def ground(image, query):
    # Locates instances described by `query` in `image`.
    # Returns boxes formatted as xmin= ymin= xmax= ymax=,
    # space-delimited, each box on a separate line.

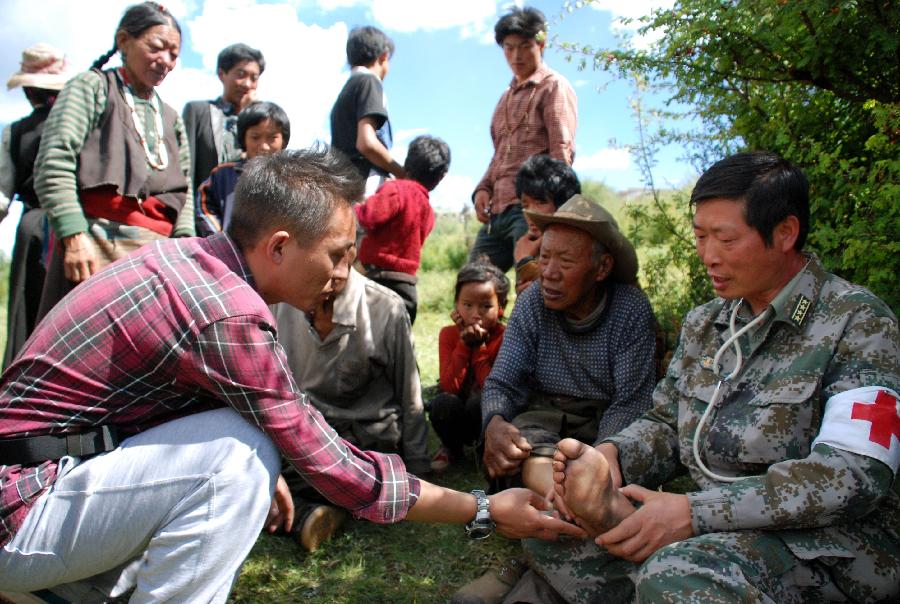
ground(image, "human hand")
xmin=514 ymin=232 xmax=541 ymax=264
xmin=596 ymin=487 xmax=693 ymax=562
xmin=460 ymin=323 xmax=488 ymax=346
xmin=62 ymin=232 xmax=100 ymax=283
xmin=516 ymin=276 xmax=536 ymax=295
xmin=474 ymin=190 xmax=491 ymax=224
xmin=489 ymin=488 xmax=587 ymax=541
xmin=265 ymin=474 xmax=295 ymax=534
xmin=483 ymin=415 xmax=532 ymax=478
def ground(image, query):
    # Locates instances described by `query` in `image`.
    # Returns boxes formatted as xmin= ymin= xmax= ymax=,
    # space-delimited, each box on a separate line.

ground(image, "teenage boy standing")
xmin=330 ymin=26 xmax=406 ymax=196
xmin=470 ymin=6 xmax=578 ymax=272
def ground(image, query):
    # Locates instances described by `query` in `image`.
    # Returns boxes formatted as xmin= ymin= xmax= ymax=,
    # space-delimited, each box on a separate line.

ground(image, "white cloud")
xmin=313 ymin=0 xmax=364 ymax=10
xmin=429 ymin=172 xmax=475 ymax=213
xmin=311 ymin=0 xmax=497 ymax=39
xmin=372 ymin=0 xmax=496 ymax=38
xmin=588 ymin=0 xmax=675 ymax=51
xmin=0 ymin=0 xmax=348 ymax=148
xmin=573 ymin=147 xmax=631 ymax=174
xmin=165 ymin=0 xmax=349 ymax=148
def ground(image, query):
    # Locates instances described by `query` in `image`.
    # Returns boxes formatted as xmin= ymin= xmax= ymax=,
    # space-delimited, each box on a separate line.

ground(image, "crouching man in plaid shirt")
xmin=0 ymin=148 xmax=584 ymax=602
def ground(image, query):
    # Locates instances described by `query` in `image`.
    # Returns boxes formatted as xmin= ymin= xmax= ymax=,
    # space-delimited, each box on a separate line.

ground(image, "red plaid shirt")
xmin=0 ymin=233 xmax=420 ymax=547
xmin=475 ymin=63 xmax=577 ymax=214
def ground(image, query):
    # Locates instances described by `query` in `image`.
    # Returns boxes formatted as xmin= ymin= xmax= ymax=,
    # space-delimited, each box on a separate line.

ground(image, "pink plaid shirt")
xmin=0 ymin=233 xmax=420 ymax=547
xmin=474 ymin=63 xmax=577 ymax=214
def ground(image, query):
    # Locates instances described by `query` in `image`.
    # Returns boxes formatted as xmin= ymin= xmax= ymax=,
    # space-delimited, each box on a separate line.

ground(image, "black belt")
xmin=0 ymin=426 xmax=119 ymax=466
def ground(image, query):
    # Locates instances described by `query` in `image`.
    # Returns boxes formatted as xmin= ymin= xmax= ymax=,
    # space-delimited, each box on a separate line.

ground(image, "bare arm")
xmin=407 ymin=480 xmax=586 ymax=541
xmin=356 ymin=116 xmax=406 ymax=179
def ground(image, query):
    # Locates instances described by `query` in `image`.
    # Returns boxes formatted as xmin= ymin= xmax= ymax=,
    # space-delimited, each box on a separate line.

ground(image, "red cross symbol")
xmin=851 ymin=390 xmax=900 ymax=449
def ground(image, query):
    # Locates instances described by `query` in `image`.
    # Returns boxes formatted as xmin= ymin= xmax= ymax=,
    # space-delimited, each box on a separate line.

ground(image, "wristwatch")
xmin=465 ymin=489 xmax=495 ymax=540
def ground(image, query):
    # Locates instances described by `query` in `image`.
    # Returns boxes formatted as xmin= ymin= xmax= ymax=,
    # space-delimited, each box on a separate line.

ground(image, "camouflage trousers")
xmin=522 ymin=528 xmax=900 ymax=603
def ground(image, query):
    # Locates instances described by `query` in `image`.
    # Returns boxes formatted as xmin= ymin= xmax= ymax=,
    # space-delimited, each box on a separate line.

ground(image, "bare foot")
xmin=554 ymin=439 xmax=635 ymax=537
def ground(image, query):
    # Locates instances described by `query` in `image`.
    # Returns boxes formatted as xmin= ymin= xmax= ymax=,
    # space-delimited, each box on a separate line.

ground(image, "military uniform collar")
xmin=767 ymin=253 xmax=824 ymax=330
xmin=713 ymin=253 xmax=824 ymax=332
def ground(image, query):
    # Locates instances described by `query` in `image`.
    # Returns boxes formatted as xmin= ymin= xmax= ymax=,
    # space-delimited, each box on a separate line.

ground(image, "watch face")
xmin=467 ymin=524 xmax=493 ymax=540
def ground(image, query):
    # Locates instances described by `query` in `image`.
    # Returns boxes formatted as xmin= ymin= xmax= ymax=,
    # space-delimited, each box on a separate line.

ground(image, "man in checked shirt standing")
xmin=0 ymin=148 xmax=583 ymax=602
xmin=470 ymin=6 xmax=578 ymax=272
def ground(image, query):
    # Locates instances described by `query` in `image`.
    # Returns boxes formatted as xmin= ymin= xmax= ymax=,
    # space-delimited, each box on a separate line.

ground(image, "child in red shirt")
xmin=355 ymin=135 xmax=450 ymax=324
xmin=429 ymin=259 xmax=510 ymax=471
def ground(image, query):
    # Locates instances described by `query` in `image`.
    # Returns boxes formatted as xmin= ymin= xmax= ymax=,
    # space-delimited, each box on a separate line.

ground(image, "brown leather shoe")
xmin=450 ymin=557 xmax=527 ymax=604
xmin=295 ymin=504 xmax=347 ymax=552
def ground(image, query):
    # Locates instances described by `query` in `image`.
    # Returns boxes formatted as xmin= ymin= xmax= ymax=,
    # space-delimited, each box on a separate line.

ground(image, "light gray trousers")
xmin=0 ymin=407 xmax=280 ymax=603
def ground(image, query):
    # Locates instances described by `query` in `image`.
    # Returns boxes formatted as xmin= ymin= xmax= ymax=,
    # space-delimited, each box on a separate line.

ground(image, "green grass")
xmin=231 ymin=464 xmax=518 ymax=603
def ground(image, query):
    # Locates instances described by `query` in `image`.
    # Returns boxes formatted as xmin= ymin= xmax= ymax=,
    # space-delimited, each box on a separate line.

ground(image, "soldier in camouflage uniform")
xmin=508 ymin=152 xmax=900 ymax=603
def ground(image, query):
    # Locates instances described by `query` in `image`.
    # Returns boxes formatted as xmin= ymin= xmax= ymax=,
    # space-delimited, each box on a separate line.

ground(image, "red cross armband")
xmin=812 ymin=386 xmax=900 ymax=475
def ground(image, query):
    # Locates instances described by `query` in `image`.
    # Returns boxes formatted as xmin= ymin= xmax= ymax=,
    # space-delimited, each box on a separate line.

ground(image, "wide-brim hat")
xmin=525 ymin=193 xmax=639 ymax=283
xmin=6 ymin=43 xmax=73 ymax=91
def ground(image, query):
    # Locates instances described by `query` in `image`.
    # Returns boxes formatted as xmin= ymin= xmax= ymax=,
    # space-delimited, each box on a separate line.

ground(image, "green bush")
xmin=557 ymin=0 xmax=900 ymax=314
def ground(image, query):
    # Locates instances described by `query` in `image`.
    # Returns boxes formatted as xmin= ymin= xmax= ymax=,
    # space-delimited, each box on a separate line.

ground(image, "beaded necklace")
xmin=116 ymin=69 xmax=168 ymax=171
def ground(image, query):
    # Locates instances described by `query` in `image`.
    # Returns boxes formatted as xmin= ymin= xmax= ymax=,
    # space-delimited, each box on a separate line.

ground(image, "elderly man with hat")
xmin=480 ymin=194 xmax=657 ymax=496
xmin=0 ymin=43 xmax=73 ymax=367
xmin=453 ymin=194 xmax=657 ymax=604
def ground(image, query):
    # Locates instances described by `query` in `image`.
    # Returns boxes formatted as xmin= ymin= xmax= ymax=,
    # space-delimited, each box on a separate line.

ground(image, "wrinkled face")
xmin=118 ymin=24 xmax=180 ymax=94
xmin=279 ymin=203 xmax=356 ymax=312
xmin=243 ymin=118 xmax=285 ymax=159
xmin=502 ymin=34 xmax=544 ymax=82
xmin=219 ymin=59 xmax=260 ymax=109
xmin=692 ymin=198 xmax=788 ymax=310
xmin=456 ymin=281 xmax=502 ymax=332
xmin=521 ymin=193 xmax=556 ymax=239
xmin=539 ymin=224 xmax=608 ymax=319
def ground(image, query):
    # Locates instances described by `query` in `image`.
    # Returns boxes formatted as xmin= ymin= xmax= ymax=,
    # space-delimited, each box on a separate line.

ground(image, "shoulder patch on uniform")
xmin=700 ymin=355 xmax=717 ymax=372
xmin=812 ymin=386 xmax=900 ymax=475
xmin=789 ymin=295 xmax=811 ymax=327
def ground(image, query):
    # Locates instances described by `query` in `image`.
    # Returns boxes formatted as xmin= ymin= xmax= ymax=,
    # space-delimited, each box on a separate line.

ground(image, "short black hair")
xmin=515 ymin=155 xmax=581 ymax=209
xmin=403 ymin=135 xmax=450 ymax=191
xmin=227 ymin=146 xmax=364 ymax=251
xmin=237 ymin=101 xmax=290 ymax=151
xmin=455 ymin=258 xmax=511 ymax=310
xmin=217 ymin=43 xmax=265 ymax=75
xmin=690 ymin=151 xmax=810 ymax=250
xmin=346 ymin=26 xmax=394 ymax=67
xmin=494 ymin=6 xmax=547 ymax=45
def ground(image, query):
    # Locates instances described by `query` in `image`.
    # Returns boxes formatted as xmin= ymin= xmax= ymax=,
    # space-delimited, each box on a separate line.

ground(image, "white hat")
xmin=7 ymin=43 xmax=74 ymax=91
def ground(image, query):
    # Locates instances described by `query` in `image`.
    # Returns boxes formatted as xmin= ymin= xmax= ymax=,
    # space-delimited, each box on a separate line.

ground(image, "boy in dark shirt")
xmin=330 ymin=26 xmax=405 ymax=195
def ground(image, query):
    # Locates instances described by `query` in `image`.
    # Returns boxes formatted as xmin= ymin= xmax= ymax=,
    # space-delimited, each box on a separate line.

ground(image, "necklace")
xmin=503 ymin=82 xmax=538 ymax=157
xmin=117 ymin=70 xmax=168 ymax=171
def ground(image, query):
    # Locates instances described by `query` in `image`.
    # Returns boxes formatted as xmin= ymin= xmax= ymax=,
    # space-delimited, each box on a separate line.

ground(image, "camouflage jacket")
xmin=606 ymin=254 xmax=899 ymax=560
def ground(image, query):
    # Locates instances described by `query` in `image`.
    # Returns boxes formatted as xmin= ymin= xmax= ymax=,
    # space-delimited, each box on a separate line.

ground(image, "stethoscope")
xmin=691 ymin=299 xmax=772 ymax=483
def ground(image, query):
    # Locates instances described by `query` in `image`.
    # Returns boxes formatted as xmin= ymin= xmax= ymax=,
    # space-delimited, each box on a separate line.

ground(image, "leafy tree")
xmin=557 ymin=0 xmax=900 ymax=312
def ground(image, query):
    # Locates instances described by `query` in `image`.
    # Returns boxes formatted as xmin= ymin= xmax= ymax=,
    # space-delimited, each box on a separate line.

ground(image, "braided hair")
xmin=92 ymin=2 xmax=181 ymax=70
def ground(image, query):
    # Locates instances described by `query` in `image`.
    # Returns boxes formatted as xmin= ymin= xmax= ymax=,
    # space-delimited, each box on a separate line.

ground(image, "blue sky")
xmin=0 ymin=0 xmax=692 ymax=246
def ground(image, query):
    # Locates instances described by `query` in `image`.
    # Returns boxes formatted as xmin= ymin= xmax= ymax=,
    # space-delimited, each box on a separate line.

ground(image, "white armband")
xmin=812 ymin=386 xmax=899 ymax=474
